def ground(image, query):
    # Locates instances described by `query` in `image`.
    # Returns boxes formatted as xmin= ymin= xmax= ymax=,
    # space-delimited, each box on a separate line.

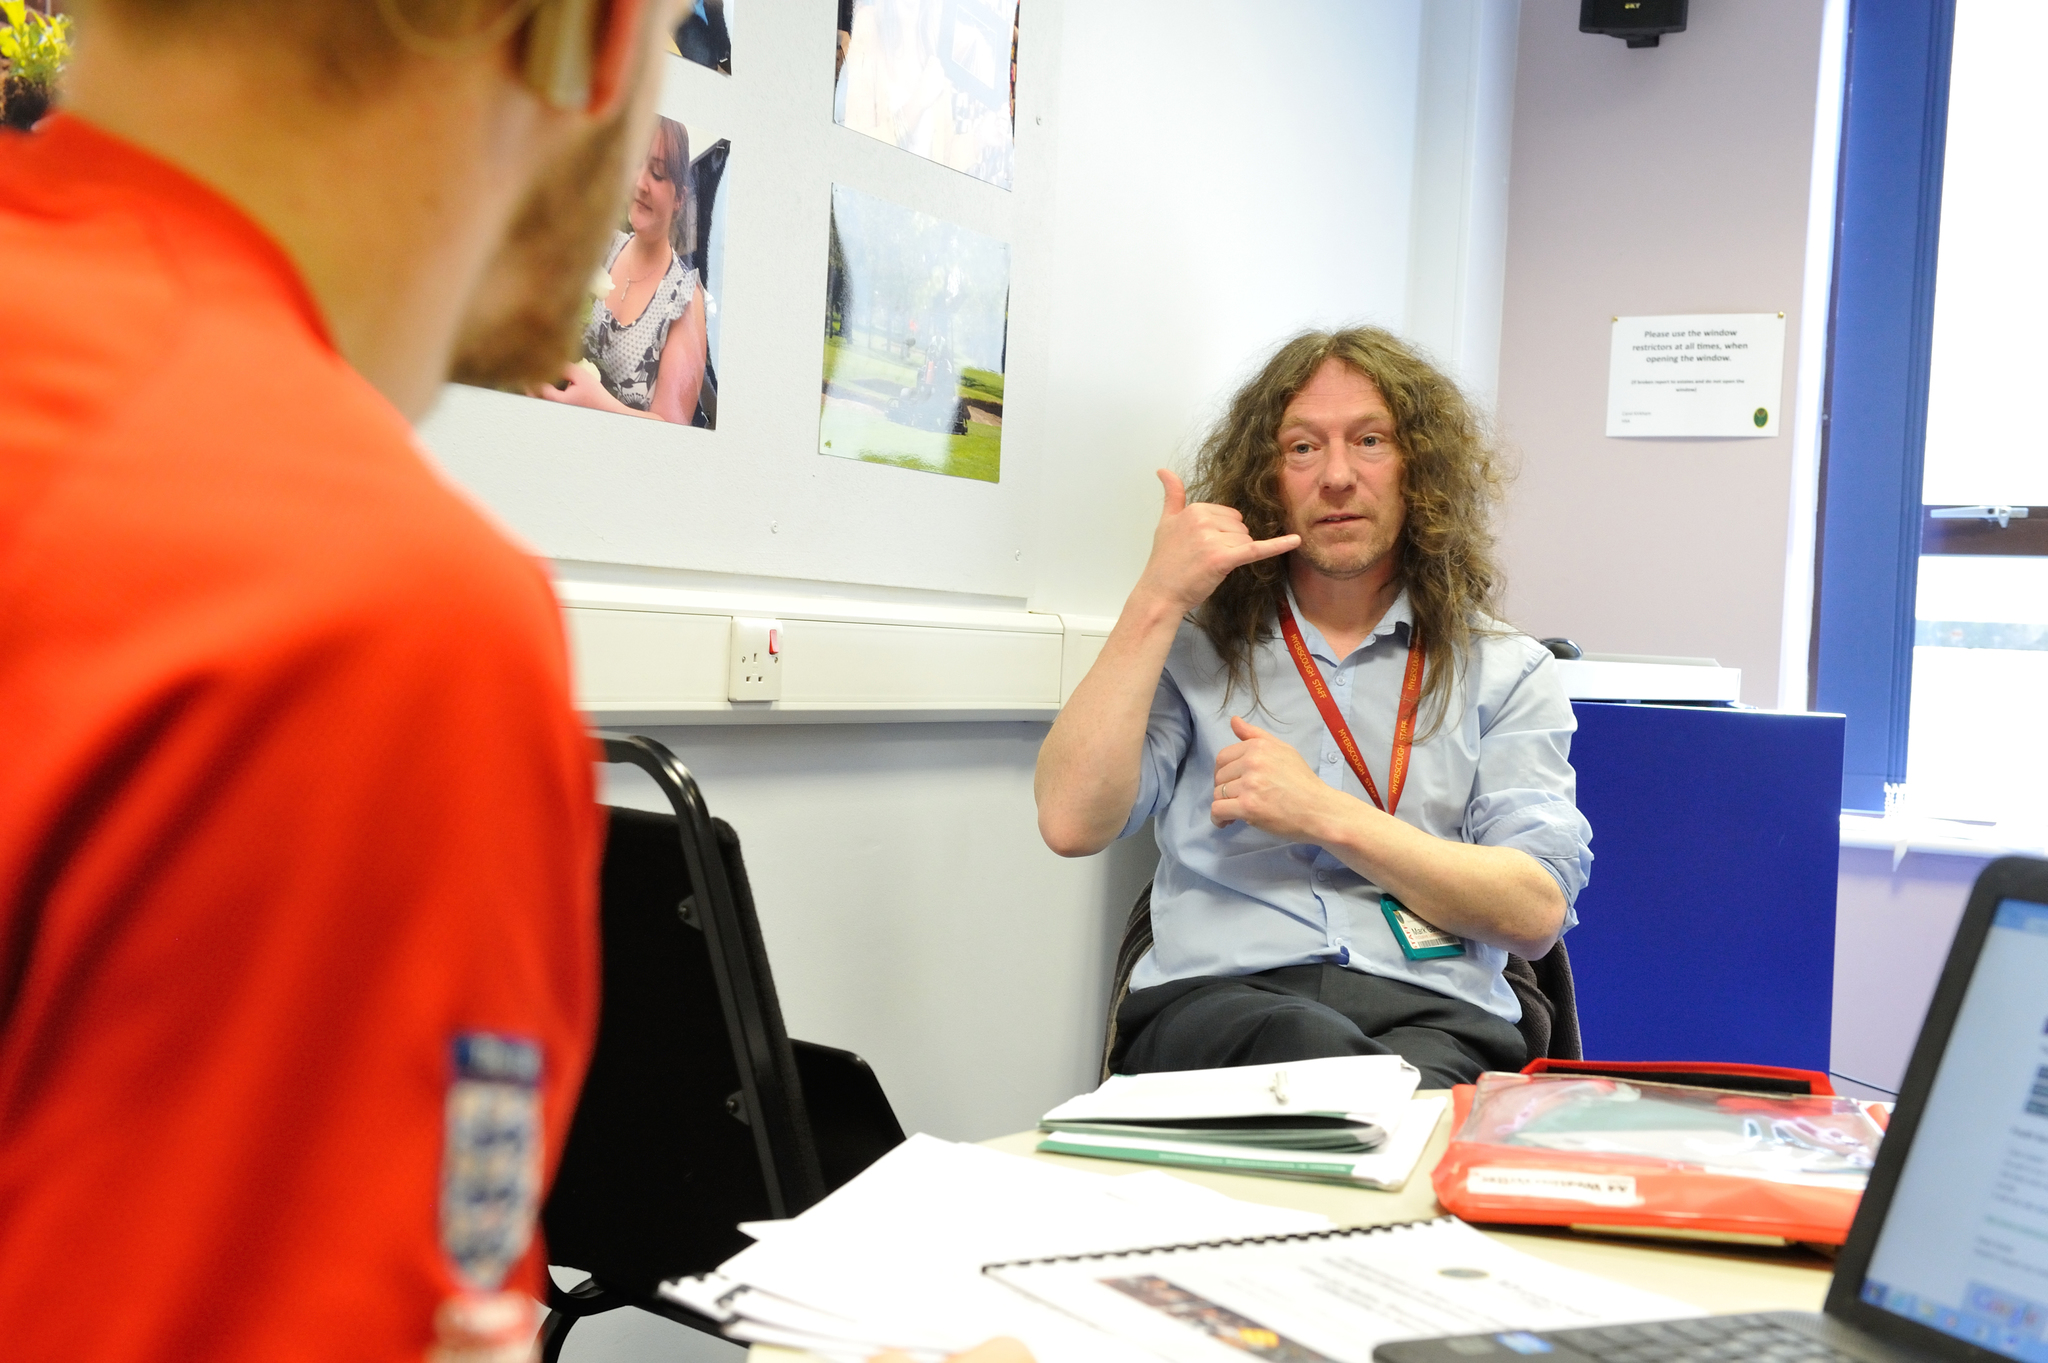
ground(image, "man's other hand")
xmin=1211 ymin=715 xmax=1352 ymax=840
xmin=1134 ymin=470 xmax=1299 ymax=615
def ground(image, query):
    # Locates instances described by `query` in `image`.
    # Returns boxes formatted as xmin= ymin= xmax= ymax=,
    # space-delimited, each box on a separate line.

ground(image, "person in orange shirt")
xmin=0 ymin=3 xmax=1028 ymax=1362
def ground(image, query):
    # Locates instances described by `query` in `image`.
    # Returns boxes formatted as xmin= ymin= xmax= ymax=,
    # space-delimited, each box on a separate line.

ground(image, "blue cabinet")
xmin=1564 ymin=703 xmax=1844 ymax=1071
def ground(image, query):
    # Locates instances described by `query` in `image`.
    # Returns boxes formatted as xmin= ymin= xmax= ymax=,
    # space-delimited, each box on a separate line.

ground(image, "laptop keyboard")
xmin=1546 ymin=1316 xmax=1860 ymax=1362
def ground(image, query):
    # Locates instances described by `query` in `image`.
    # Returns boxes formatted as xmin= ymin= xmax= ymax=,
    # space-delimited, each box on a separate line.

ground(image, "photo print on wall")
xmin=670 ymin=0 xmax=731 ymax=74
xmin=526 ymin=116 xmax=730 ymax=429
xmin=821 ymin=184 xmax=1009 ymax=483
xmin=834 ymin=0 xmax=1019 ymax=190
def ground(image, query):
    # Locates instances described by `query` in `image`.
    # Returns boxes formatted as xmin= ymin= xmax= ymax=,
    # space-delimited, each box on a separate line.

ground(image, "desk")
xmin=750 ymin=1100 xmax=1834 ymax=1362
xmin=980 ymin=1098 xmax=1834 ymax=1316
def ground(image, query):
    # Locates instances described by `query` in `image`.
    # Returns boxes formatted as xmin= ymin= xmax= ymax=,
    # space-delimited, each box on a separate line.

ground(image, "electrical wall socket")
xmin=727 ymin=617 xmax=783 ymax=701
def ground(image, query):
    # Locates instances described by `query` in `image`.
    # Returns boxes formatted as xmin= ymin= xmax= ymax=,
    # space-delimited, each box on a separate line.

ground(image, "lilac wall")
xmin=1833 ymin=848 xmax=1983 ymax=1094
xmin=1491 ymin=0 xmax=1827 ymax=707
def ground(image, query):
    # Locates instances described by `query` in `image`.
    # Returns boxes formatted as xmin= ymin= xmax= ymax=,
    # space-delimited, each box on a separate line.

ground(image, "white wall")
xmin=1406 ymin=0 xmax=1522 ymax=408
xmin=1026 ymin=0 xmax=1423 ymax=618
xmin=1491 ymin=0 xmax=1832 ymax=708
xmin=1028 ymin=0 xmax=1524 ymax=618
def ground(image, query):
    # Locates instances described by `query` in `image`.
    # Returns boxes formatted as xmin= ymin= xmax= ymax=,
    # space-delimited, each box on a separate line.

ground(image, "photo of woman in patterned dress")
xmin=535 ymin=117 xmax=712 ymax=427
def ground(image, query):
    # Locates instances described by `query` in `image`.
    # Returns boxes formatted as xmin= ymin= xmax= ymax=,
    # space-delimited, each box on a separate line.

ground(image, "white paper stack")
xmin=1044 ymin=1054 xmax=1419 ymax=1128
xmin=656 ymin=1133 xmax=1333 ymax=1363
xmin=1037 ymin=1055 xmax=1444 ymax=1189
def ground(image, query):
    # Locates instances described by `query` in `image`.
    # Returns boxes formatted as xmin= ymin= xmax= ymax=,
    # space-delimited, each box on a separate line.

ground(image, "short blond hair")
xmin=83 ymin=0 xmax=520 ymax=98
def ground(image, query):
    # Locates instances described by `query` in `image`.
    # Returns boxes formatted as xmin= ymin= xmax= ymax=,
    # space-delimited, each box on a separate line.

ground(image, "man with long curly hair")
xmin=1037 ymin=328 xmax=1592 ymax=1088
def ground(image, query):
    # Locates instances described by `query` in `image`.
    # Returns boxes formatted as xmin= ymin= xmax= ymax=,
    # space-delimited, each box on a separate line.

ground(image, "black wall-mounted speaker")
xmin=1580 ymin=0 xmax=1688 ymax=49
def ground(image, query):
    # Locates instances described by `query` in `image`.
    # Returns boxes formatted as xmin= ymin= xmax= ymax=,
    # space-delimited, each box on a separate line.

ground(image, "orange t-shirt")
xmin=0 ymin=117 xmax=600 ymax=1360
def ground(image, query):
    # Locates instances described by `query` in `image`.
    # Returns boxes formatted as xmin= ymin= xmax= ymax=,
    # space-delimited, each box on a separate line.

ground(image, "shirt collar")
xmin=1279 ymin=583 xmax=1413 ymax=663
xmin=33 ymin=113 xmax=336 ymax=354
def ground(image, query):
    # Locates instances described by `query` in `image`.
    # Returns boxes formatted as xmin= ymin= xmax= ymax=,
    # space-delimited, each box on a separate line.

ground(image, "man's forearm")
xmin=1033 ymin=590 xmax=1185 ymax=857
xmin=1307 ymin=799 xmax=1567 ymax=959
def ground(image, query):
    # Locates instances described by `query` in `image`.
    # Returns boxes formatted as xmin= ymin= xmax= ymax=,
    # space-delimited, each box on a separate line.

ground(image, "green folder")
xmin=1035 ymin=1136 xmax=1379 ymax=1185
xmin=1041 ymin=1115 xmax=1386 ymax=1153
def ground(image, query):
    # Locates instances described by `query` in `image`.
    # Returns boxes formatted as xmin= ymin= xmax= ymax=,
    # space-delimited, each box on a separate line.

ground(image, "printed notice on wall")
xmin=1606 ymin=313 xmax=1786 ymax=438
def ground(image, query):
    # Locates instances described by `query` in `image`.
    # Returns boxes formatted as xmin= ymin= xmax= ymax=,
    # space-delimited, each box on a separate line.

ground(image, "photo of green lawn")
xmin=820 ymin=184 xmax=1010 ymax=483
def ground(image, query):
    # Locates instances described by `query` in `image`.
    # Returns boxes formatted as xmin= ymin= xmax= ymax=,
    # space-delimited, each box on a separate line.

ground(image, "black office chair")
xmin=1099 ymin=883 xmax=1582 ymax=1081
xmin=537 ymin=734 xmax=906 ymax=1361
xmin=1503 ymin=938 xmax=1581 ymax=1062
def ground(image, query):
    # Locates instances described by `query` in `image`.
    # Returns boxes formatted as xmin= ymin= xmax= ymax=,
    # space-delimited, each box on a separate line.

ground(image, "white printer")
xmin=1544 ymin=646 xmax=1742 ymax=705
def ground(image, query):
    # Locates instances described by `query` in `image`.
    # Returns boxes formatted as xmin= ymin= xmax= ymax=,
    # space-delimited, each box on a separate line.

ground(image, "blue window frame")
xmin=1811 ymin=0 xmax=1956 ymax=812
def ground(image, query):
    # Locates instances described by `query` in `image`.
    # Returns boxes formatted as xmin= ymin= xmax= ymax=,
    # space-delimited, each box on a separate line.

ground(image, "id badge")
xmin=1380 ymin=894 xmax=1466 ymax=960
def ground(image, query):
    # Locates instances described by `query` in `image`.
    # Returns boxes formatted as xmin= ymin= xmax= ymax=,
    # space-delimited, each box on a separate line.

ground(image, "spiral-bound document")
xmin=985 ymin=1216 xmax=1701 ymax=1363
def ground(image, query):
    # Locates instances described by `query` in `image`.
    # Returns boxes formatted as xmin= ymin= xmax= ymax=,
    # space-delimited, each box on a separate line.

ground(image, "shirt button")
xmin=1323 ymin=752 xmax=1339 ymax=764
xmin=1334 ymin=674 xmax=1350 ymax=688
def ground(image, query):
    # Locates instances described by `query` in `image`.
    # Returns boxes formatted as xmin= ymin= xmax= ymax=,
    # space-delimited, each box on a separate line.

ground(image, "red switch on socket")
xmin=768 ymin=629 xmax=780 ymax=655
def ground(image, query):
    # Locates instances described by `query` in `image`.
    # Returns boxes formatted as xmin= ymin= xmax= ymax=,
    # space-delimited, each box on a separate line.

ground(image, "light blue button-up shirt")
xmin=1120 ymin=588 xmax=1593 ymax=1021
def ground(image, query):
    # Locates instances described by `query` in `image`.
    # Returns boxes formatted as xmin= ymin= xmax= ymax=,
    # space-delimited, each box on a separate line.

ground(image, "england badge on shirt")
xmin=440 ymin=1032 xmax=543 ymax=1292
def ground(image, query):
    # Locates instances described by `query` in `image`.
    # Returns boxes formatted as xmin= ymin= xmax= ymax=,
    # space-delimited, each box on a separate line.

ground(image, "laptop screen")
xmin=1860 ymin=898 xmax=2048 ymax=1360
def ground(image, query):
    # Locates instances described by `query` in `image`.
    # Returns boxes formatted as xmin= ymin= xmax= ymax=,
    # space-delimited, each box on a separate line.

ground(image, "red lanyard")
xmin=1275 ymin=597 xmax=1425 ymax=816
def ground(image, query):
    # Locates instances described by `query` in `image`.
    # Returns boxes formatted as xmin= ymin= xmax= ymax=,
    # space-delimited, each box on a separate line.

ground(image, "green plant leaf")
xmin=1 ymin=6 xmax=70 ymax=87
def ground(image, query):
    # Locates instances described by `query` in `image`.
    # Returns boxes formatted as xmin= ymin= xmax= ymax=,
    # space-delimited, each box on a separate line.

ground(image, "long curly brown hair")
xmin=1188 ymin=327 xmax=1507 ymax=735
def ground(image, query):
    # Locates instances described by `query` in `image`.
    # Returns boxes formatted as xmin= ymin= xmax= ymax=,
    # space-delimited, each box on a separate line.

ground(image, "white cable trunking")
xmin=556 ymin=573 xmax=1115 ymax=725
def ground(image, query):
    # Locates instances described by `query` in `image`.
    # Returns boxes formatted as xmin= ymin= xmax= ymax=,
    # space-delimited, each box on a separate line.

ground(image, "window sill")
xmin=1839 ymin=812 xmax=2048 ymax=861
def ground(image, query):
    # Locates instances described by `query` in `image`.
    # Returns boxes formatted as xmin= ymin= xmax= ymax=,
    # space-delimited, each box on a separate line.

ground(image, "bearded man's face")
xmin=447 ymin=81 xmax=647 ymax=389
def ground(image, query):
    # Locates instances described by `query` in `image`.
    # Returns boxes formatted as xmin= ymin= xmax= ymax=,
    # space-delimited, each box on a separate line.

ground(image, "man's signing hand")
xmin=1133 ymin=470 xmax=1299 ymax=615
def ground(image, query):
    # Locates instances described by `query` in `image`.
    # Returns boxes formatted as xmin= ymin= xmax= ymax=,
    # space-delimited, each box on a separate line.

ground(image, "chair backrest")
xmin=790 ymin=1040 xmax=907 ymax=1192
xmin=1099 ymin=883 xmax=1583 ymax=1078
xmin=541 ymin=735 xmax=826 ymax=1293
xmin=1503 ymin=939 xmax=1582 ymax=1062
xmin=1100 ymin=884 xmax=1156 ymax=1081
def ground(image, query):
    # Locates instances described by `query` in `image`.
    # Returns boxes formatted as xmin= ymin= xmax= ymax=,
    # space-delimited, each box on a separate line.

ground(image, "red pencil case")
xmin=1433 ymin=1062 xmax=1886 ymax=1245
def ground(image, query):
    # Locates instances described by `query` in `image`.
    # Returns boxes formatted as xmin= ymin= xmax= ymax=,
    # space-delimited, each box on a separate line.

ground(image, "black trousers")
xmin=1114 ymin=964 xmax=1528 ymax=1090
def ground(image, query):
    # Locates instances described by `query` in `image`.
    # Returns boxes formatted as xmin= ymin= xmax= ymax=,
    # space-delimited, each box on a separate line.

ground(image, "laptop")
xmin=1376 ymin=854 xmax=2048 ymax=1363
